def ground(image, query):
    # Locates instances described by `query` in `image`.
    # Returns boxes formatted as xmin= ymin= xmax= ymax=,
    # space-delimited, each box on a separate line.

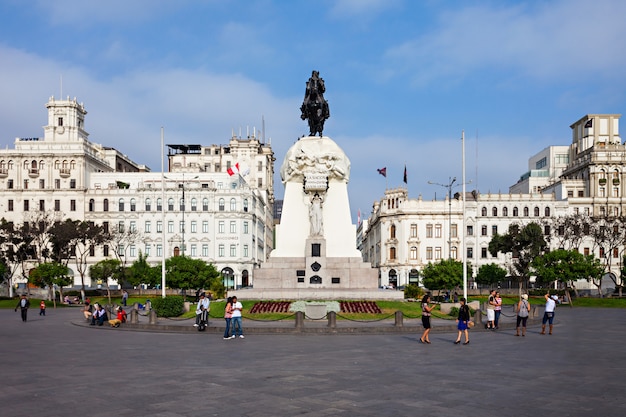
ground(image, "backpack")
xmin=518 ymin=300 xmax=529 ymax=318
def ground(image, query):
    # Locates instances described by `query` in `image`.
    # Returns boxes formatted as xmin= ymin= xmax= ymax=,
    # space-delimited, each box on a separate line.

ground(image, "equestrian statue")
xmin=300 ymin=70 xmax=330 ymax=137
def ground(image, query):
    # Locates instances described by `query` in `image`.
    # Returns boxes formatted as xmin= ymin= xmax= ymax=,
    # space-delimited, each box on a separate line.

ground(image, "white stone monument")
xmin=231 ymin=135 xmax=403 ymax=300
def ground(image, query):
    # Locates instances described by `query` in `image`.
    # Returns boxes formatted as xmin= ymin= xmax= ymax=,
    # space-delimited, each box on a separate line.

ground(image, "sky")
xmin=2 ymin=0 xmax=626 ymax=222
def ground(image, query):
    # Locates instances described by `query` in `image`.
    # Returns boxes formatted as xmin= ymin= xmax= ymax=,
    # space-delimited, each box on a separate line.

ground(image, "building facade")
xmin=0 ymin=96 xmax=275 ymax=292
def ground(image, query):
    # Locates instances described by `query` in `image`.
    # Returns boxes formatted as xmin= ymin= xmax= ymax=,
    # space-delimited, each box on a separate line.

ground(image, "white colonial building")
xmin=0 ymin=96 xmax=275 ymax=293
xmin=361 ymin=114 xmax=625 ymax=293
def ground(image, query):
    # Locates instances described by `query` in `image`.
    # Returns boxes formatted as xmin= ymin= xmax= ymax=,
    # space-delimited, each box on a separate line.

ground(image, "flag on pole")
xmin=377 ymin=167 xmax=387 ymax=177
xmin=403 ymin=164 xmax=407 ymax=184
xmin=357 ymin=208 xmax=361 ymax=225
xmin=227 ymin=163 xmax=240 ymax=176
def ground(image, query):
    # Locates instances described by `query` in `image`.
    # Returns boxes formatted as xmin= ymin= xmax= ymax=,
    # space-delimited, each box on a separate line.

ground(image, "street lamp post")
xmin=428 ymin=177 xmax=457 ymax=259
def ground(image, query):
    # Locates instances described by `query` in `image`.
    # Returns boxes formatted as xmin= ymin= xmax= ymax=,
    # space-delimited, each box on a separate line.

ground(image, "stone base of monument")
xmin=228 ymin=287 xmax=404 ymax=301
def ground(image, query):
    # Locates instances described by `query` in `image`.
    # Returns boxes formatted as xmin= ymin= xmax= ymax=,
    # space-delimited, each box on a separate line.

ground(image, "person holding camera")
xmin=419 ymin=294 xmax=436 ymax=344
xmin=541 ymin=292 xmax=558 ymax=335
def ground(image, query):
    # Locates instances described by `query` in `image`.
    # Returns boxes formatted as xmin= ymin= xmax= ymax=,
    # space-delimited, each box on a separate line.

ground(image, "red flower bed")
xmin=339 ymin=301 xmax=381 ymax=314
xmin=250 ymin=301 xmax=291 ymax=314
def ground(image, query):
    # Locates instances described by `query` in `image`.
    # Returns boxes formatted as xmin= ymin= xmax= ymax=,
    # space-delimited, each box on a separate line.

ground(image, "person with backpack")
xmin=515 ymin=294 xmax=531 ymax=337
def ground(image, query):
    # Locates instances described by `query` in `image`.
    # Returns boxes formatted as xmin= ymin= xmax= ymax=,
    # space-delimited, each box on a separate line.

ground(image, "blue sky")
xmin=1 ymin=0 xmax=626 ymax=222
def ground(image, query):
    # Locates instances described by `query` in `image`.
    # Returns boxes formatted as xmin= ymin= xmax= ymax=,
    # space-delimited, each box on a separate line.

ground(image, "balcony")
xmin=59 ymin=168 xmax=71 ymax=178
xmin=0 ymin=168 xmax=7 ymax=178
xmin=28 ymin=168 xmax=39 ymax=178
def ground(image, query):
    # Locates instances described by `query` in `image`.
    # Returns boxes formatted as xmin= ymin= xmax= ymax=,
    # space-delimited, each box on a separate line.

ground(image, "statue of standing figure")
xmin=300 ymin=70 xmax=330 ymax=137
xmin=309 ymin=193 xmax=323 ymax=236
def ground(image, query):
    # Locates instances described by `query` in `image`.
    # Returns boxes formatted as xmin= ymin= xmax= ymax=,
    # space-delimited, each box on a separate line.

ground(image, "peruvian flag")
xmin=227 ymin=163 xmax=240 ymax=176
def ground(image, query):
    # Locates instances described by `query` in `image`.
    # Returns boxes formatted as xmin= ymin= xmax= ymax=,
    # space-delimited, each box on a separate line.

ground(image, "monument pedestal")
xmin=229 ymin=135 xmax=402 ymax=301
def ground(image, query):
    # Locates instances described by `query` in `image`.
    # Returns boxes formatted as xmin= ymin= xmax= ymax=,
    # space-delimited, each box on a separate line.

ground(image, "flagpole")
xmin=161 ymin=127 xmax=166 ymax=299
xmin=462 ymin=130 xmax=467 ymax=301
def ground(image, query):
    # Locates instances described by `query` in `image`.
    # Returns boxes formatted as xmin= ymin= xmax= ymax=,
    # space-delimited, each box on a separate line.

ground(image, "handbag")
xmin=468 ymin=320 xmax=475 ymax=328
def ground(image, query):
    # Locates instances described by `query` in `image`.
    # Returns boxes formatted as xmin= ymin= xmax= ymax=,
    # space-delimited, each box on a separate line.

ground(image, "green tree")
xmin=90 ymin=258 xmax=122 ymax=305
xmin=165 ymin=256 xmax=222 ymax=299
xmin=489 ymin=222 xmax=547 ymax=293
xmin=126 ymin=252 xmax=160 ymax=293
xmin=475 ymin=263 xmax=507 ymax=293
xmin=421 ymin=259 xmax=470 ymax=298
xmin=30 ymin=261 xmax=72 ymax=307
xmin=532 ymin=249 xmax=604 ymax=297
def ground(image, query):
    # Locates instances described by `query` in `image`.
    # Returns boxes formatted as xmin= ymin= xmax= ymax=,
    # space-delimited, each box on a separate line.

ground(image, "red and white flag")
xmin=227 ymin=163 xmax=240 ymax=176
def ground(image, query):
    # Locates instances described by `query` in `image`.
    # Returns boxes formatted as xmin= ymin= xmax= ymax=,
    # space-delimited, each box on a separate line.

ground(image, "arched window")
xmin=39 ymin=160 xmax=45 ymax=169
xmin=118 ymin=198 xmax=125 ymax=212
xmin=130 ymin=198 xmax=136 ymax=212
xmin=70 ymin=160 xmax=76 ymax=169
xmin=481 ymin=207 xmax=487 ymax=216
xmin=103 ymin=199 xmax=109 ymax=212
xmin=545 ymin=207 xmax=550 ymax=217
xmin=503 ymin=207 xmax=508 ymax=217
xmin=389 ymin=247 xmax=396 ymax=260
xmin=219 ymin=198 xmax=225 ymax=211
xmin=390 ymin=224 xmax=396 ymax=239
xmin=492 ymin=207 xmax=498 ymax=217
xmin=54 ymin=160 xmax=60 ymax=169
xmin=168 ymin=198 xmax=174 ymax=211
xmin=191 ymin=198 xmax=197 ymax=211
xmin=145 ymin=198 xmax=151 ymax=211
xmin=243 ymin=199 xmax=249 ymax=212
xmin=88 ymin=199 xmax=95 ymax=212
xmin=202 ymin=198 xmax=209 ymax=211
xmin=230 ymin=198 xmax=236 ymax=211
xmin=156 ymin=198 xmax=162 ymax=211
xmin=513 ymin=207 xmax=518 ymax=217
xmin=524 ymin=207 xmax=529 ymax=217
xmin=179 ymin=198 xmax=185 ymax=211
xmin=534 ymin=207 xmax=540 ymax=216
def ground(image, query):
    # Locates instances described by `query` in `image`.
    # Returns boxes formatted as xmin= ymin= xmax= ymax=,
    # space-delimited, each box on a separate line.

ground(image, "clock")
xmin=57 ymin=126 xmax=65 ymax=134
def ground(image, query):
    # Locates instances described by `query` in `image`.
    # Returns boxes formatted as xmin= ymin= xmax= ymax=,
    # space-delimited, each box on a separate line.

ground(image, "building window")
xmin=103 ymin=245 xmax=109 ymax=257
xmin=191 ymin=221 xmax=197 ymax=233
xmin=103 ymin=222 xmax=109 ymax=233
xmin=129 ymin=221 xmax=136 ymax=233
xmin=578 ymin=190 xmax=584 ymax=197
xmin=118 ymin=198 xmax=125 ymax=212
xmin=156 ymin=198 xmax=162 ymax=211
xmin=168 ymin=221 xmax=174 ymax=233
xmin=118 ymin=221 xmax=125 ymax=233
xmin=426 ymin=247 xmax=433 ymax=260
xmin=190 ymin=244 xmax=197 ymax=257
xmin=451 ymin=224 xmax=457 ymax=238
xmin=145 ymin=221 xmax=151 ymax=233
xmin=481 ymin=247 xmax=488 ymax=258
xmin=202 ymin=221 xmax=209 ymax=233
xmin=168 ymin=198 xmax=174 ymax=211
xmin=156 ymin=244 xmax=162 ymax=257
xmin=24 ymin=200 xmax=29 ymax=211
xmin=70 ymin=179 xmax=76 ymax=189
xmin=118 ymin=244 xmax=125 ymax=257
xmin=523 ymin=207 xmax=529 ymax=217
xmin=8 ymin=200 xmax=13 ymax=211
xmin=230 ymin=244 xmax=237 ymax=257
xmin=389 ymin=247 xmax=396 ymax=260
xmin=492 ymin=225 xmax=498 ymax=235
xmin=203 ymin=198 xmax=209 ymax=211
xmin=54 ymin=200 xmax=60 ymax=211
xmin=568 ymin=190 xmax=574 ymax=198
xmin=39 ymin=179 xmax=45 ymax=189
xmin=89 ymin=245 xmax=95 ymax=257
xmin=467 ymin=225 xmax=473 ymax=236
xmin=219 ymin=221 xmax=225 ymax=234
xmin=599 ymin=247 xmax=605 ymax=258
xmin=390 ymin=224 xmax=396 ymax=239
xmin=258 ymin=178 xmax=263 ymax=187
xmin=467 ymin=247 xmax=473 ymax=259
xmin=179 ymin=198 xmax=185 ymax=211
xmin=191 ymin=198 xmax=197 ymax=211
xmin=243 ymin=199 xmax=249 ymax=212
xmin=435 ymin=247 xmax=442 ymax=260
xmin=503 ymin=207 xmax=508 ymax=216
xmin=544 ymin=225 xmax=550 ymax=235
xmin=54 ymin=179 xmax=60 ymax=189
xmin=534 ymin=207 xmax=540 ymax=217
xmin=513 ymin=207 xmax=518 ymax=216
xmin=39 ymin=200 xmax=45 ymax=211
xmin=24 ymin=179 xmax=28 ymax=189
xmin=410 ymin=224 xmax=417 ymax=238
xmin=435 ymin=224 xmax=442 ymax=238
xmin=202 ymin=244 xmax=209 ymax=257
xmin=451 ymin=246 xmax=457 ymax=259
xmin=492 ymin=207 xmax=498 ymax=217
xmin=145 ymin=244 xmax=151 ymax=256
xmin=410 ymin=246 xmax=417 ymax=260
xmin=230 ymin=221 xmax=236 ymax=233
xmin=70 ymin=200 xmax=76 ymax=211
xmin=219 ymin=244 xmax=225 ymax=257
xmin=243 ymin=245 xmax=249 ymax=258
xmin=230 ymin=198 xmax=236 ymax=211
xmin=156 ymin=221 xmax=162 ymax=233
xmin=219 ymin=198 xmax=225 ymax=211
xmin=243 ymin=221 xmax=249 ymax=234
xmin=129 ymin=245 xmax=136 ymax=257
xmin=8 ymin=179 xmax=14 ymax=189
xmin=130 ymin=198 xmax=136 ymax=212
xmin=179 ymin=221 xmax=185 ymax=233
xmin=614 ymin=248 xmax=619 ymax=258
xmin=481 ymin=225 xmax=487 ymax=236
xmin=481 ymin=207 xmax=487 ymax=216
xmin=88 ymin=199 xmax=94 ymax=212
xmin=145 ymin=198 xmax=151 ymax=211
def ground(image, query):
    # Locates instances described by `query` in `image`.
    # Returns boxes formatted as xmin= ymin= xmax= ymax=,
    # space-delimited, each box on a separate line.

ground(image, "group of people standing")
xmin=193 ymin=292 xmax=244 ymax=339
xmin=419 ymin=290 xmax=560 ymax=344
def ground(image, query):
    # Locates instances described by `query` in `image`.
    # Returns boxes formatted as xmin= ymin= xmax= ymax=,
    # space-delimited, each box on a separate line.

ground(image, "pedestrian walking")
xmin=454 ymin=298 xmax=471 ymax=345
xmin=14 ymin=294 xmax=30 ymax=322
xmin=39 ymin=300 xmax=46 ymax=316
xmin=419 ymin=294 xmax=436 ymax=344
xmin=515 ymin=294 xmax=530 ymax=337
xmin=494 ymin=291 xmax=502 ymax=329
xmin=122 ymin=290 xmax=128 ymax=307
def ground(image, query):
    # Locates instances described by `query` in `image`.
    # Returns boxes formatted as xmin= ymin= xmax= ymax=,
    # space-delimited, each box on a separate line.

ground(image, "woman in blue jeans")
xmin=223 ymin=297 xmax=233 ymax=340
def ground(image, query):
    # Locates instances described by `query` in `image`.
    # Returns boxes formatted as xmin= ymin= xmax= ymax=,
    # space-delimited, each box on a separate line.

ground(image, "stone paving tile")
xmin=1 ymin=307 xmax=625 ymax=416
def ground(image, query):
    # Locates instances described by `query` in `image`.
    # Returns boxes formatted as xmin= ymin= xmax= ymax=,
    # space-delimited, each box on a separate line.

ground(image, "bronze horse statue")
xmin=300 ymin=71 xmax=330 ymax=137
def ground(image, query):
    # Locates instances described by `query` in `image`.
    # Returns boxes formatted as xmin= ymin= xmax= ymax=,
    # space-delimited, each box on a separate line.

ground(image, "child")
xmin=39 ymin=300 xmax=46 ymax=316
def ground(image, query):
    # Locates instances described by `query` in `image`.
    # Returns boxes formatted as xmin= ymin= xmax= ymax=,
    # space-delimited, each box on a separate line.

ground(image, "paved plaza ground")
xmin=1 ymin=306 xmax=624 ymax=417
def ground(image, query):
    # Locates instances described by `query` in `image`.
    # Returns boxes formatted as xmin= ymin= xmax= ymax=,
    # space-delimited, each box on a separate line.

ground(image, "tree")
xmin=489 ymin=222 xmax=547 ymax=293
xmin=475 ymin=263 xmax=507 ymax=293
xmin=29 ymin=261 xmax=72 ymax=307
xmin=90 ymin=258 xmax=122 ymax=305
xmin=531 ymin=249 xmax=604 ymax=298
xmin=421 ymin=259 xmax=471 ymax=298
xmin=165 ymin=256 xmax=222 ymax=299
xmin=587 ymin=216 xmax=624 ymax=296
xmin=0 ymin=219 xmax=37 ymax=296
xmin=126 ymin=252 xmax=160 ymax=293
xmin=73 ymin=221 xmax=109 ymax=301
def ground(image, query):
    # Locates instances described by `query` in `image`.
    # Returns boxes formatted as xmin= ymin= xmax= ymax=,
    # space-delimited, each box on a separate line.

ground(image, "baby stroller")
xmin=197 ymin=309 xmax=209 ymax=331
